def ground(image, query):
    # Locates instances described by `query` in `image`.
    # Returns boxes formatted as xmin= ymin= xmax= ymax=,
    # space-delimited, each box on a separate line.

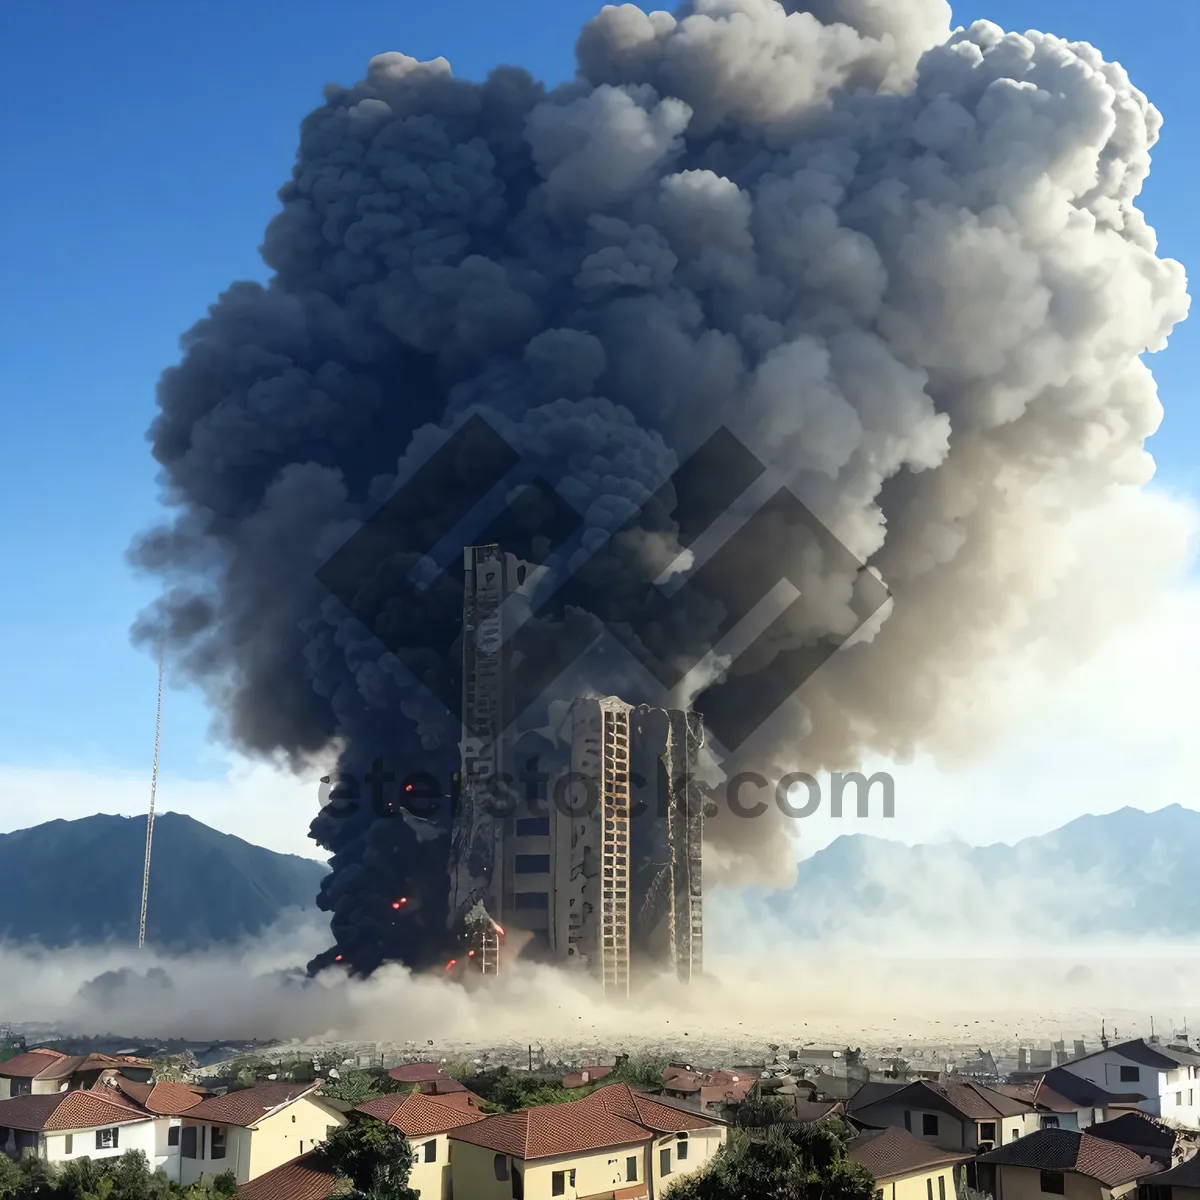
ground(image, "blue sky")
xmin=0 ymin=0 xmax=1195 ymax=816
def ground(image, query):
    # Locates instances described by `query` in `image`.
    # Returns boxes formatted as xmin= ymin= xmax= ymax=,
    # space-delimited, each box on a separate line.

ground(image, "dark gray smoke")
xmin=132 ymin=0 xmax=1190 ymax=974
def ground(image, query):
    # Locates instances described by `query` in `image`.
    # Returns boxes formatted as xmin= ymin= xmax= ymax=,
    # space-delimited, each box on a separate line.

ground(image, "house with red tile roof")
xmin=355 ymin=1091 xmax=486 ymax=1200
xmin=849 ymin=1126 xmax=973 ymax=1200
xmin=448 ymin=1082 xmax=725 ymax=1200
xmin=89 ymin=1075 xmax=210 ymax=1179
xmin=178 ymin=1082 xmax=347 ymax=1190
xmin=973 ymin=1127 xmax=1159 ymax=1200
xmin=852 ymin=1078 xmax=1037 ymax=1153
xmin=0 ymin=1087 xmax=159 ymax=1167
xmin=0 ymin=1048 xmax=154 ymax=1100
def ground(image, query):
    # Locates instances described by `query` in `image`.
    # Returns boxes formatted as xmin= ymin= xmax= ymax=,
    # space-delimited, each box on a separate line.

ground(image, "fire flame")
xmin=445 ymin=959 xmax=457 ymax=971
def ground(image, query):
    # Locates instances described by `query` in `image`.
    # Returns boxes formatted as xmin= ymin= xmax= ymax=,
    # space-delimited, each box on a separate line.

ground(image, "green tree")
xmin=666 ymin=1117 xmax=875 ymax=1200
xmin=208 ymin=1171 xmax=238 ymax=1197
xmin=0 ymin=1155 xmax=24 ymax=1200
xmin=607 ymin=1055 xmax=667 ymax=1090
xmin=320 ymin=1068 xmax=388 ymax=1105
xmin=732 ymin=1094 xmax=794 ymax=1129
xmin=324 ymin=1120 xmax=418 ymax=1200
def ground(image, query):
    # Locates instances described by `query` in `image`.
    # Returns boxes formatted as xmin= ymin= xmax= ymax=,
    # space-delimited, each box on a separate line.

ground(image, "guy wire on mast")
xmin=138 ymin=645 xmax=164 ymax=950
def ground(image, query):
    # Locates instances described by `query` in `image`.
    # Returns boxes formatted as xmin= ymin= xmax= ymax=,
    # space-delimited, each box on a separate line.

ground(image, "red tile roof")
xmin=387 ymin=1063 xmax=448 ymax=1084
xmin=563 ymin=1066 xmax=615 ymax=1089
xmin=0 ymin=1050 xmax=152 ymax=1082
xmin=849 ymin=1127 xmax=973 ymax=1181
xmin=355 ymin=1092 xmax=486 ymax=1136
xmin=0 ymin=1089 xmax=149 ymax=1133
xmin=105 ymin=1078 xmax=208 ymax=1116
xmin=185 ymin=1083 xmax=319 ymax=1128
xmin=0 ymin=1049 xmax=68 ymax=1079
xmin=977 ymin=1129 xmax=1158 ymax=1186
xmin=449 ymin=1084 xmax=718 ymax=1161
xmin=236 ymin=1150 xmax=350 ymax=1200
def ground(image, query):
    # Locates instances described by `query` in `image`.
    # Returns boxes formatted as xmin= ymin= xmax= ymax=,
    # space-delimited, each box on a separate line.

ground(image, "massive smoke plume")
xmin=132 ymin=0 xmax=1190 ymax=976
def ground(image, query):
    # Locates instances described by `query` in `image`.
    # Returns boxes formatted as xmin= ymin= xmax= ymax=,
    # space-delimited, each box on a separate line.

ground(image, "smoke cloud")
xmin=131 ymin=0 xmax=1190 ymax=974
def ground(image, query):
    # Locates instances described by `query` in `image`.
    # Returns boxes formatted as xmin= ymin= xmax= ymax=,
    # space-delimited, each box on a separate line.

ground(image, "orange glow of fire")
xmin=334 ymin=955 xmax=343 ymax=963
xmin=467 ymin=949 xmax=475 ymax=958
xmin=391 ymin=897 xmax=408 ymax=909
xmin=445 ymin=959 xmax=457 ymax=970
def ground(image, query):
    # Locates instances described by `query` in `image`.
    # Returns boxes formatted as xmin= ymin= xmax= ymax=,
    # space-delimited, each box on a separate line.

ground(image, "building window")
xmin=922 ymin=1114 xmax=939 ymax=1137
xmin=1041 ymin=1171 xmax=1066 ymax=1194
xmin=904 ymin=1111 xmax=912 ymax=1131
xmin=64 ymin=1134 xmax=73 ymax=1155
xmin=511 ymin=1165 xmax=524 ymax=1200
xmin=96 ymin=1128 xmax=119 ymax=1151
xmin=1042 ymin=1117 xmax=1059 ymax=1129
xmin=939 ymin=1174 xmax=946 ymax=1200
xmin=1190 ymin=1091 xmax=1194 ymax=1107
xmin=422 ymin=1139 xmax=437 ymax=1163
xmin=627 ymin=1157 xmax=639 ymax=1182
xmin=678 ymin=1133 xmax=689 ymax=1161
xmin=1177 ymin=1093 xmax=1184 ymax=1106
xmin=661 ymin=1147 xmax=672 ymax=1176
xmin=494 ymin=1155 xmax=508 ymax=1181
xmin=1120 ymin=1066 xmax=1140 ymax=1083
xmin=552 ymin=1168 xmax=576 ymax=1195
xmin=515 ymin=855 xmax=551 ymax=874
xmin=516 ymin=818 xmax=550 ymax=837
xmin=12 ymin=1080 xmax=30 ymax=1097
xmin=211 ymin=1127 xmax=227 ymax=1160
xmin=980 ymin=1123 xmax=996 ymax=1143
xmin=514 ymin=892 xmax=549 ymax=909
xmin=927 ymin=1180 xmax=934 ymax=1200
xmin=876 ymin=1191 xmax=884 ymax=1200
xmin=181 ymin=1127 xmax=197 ymax=1159
xmin=168 ymin=1126 xmax=180 ymax=1148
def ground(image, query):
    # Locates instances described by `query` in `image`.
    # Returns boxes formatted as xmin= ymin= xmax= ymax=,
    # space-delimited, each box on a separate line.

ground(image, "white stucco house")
xmin=0 ymin=1088 xmax=160 ymax=1165
xmin=1059 ymin=1040 xmax=1200 ymax=1130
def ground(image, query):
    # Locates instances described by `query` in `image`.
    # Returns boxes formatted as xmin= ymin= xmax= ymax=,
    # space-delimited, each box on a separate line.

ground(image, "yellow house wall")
xmin=406 ymin=1131 xmax=453 ymax=1200
xmin=653 ymin=1128 xmax=726 ymax=1194
xmin=994 ymin=1164 xmax=1130 ymax=1200
xmin=449 ymin=1125 xmax=725 ymax=1200
xmin=245 ymin=1095 xmax=347 ymax=1182
xmin=873 ymin=1165 xmax=960 ymax=1200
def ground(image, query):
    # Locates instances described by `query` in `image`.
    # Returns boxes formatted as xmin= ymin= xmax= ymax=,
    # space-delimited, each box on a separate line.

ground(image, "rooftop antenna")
xmin=138 ymin=645 xmax=165 ymax=950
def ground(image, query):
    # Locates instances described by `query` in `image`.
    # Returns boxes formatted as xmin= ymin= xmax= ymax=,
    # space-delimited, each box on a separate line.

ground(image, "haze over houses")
xmin=1 ymin=1032 xmax=1198 ymax=1200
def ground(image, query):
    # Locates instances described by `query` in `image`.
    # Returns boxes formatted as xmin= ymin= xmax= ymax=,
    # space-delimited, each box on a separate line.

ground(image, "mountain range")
xmin=0 ymin=812 xmax=328 ymax=950
xmin=1 ymin=804 xmax=1194 ymax=952
xmin=767 ymin=803 xmax=1199 ymax=943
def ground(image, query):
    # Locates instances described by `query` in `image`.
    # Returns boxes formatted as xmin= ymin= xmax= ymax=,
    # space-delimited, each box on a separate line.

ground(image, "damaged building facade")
xmin=448 ymin=545 xmax=705 ymax=996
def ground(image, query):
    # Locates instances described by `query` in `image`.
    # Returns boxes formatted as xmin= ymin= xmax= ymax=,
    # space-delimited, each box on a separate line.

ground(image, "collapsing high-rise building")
xmin=448 ymin=545 xmax=704 ymax=994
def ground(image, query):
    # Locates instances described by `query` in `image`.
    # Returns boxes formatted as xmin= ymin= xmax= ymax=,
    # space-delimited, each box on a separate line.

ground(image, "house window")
xmin=422 ymin=1139 xmax=437 ymax=1163
xmin=494 ymin=1155 xmax=509 ymax=1181
xmin=980 ymin=1123 xmax=996 ymax=1142
xmin=96 ymin=1128 xmax=119 ymax=1151
xmin=661 ymin=1147 xmax=672 ymax=1176
xmin=1190 ymin=1091 xmax=1195 ymax=1107
xmin=876 ymin=1192 xmax=884 ymax=1200
xmin=552 ymin=1168 xmax=576 ymax=1195
xmin=514 ymin=893 xmax=549 ymax=909
xmin=1041 ymin=1171 xmax=1066 ymax=1194
xmin=516 ymin=818 xmax=550 ymax=837
xmin=904 ymin=1111 xmax=912 ymax=1131
xmin=64 ymin=1134 xmax=73 ymax=1155
xmin=12 ymin=1080 xmax=30 ymax=1097
xmin=181 ymin=1127 xmax=197 ymax=1159
xmin=515 ymin=855 xmax=550 ymax=874
xmin=678 ymin=1133 xmax=689 ymax=1161
xmin=511 ymin=1165 xmax=524 ymax=1200
xmin=211 ymin=1127 xmax=227 ymax=1160
xmin=1120 ymin=1066 xmax=1140 ymax=1083
xmin=168 ymin=1126 xmax=180 ymax=1148
xmin=1177 ymin=1093 xmax=1184 ymax=1107
xmin=922 ymin=1114 xmax=939 ymax=1136
xmin=627 ymin=1157 xmax=639 ymax=1182
xmin=1042 ymin=1117 xmax=1059 ymax=1129
xmin=927 ymin=1179 xmax=934 ymax=1200
xmin=939 ymin=1175 xmax=946 ymax=1200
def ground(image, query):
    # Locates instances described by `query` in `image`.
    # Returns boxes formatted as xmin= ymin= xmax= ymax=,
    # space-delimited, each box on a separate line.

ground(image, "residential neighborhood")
xmin=2 ymin=1031 xmax=1199 ymax=1200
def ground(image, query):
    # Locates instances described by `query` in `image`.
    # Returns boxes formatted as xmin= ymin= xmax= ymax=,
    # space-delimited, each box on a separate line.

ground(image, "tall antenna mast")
xmin=138 ymin=646 xmax=164 ymax=950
